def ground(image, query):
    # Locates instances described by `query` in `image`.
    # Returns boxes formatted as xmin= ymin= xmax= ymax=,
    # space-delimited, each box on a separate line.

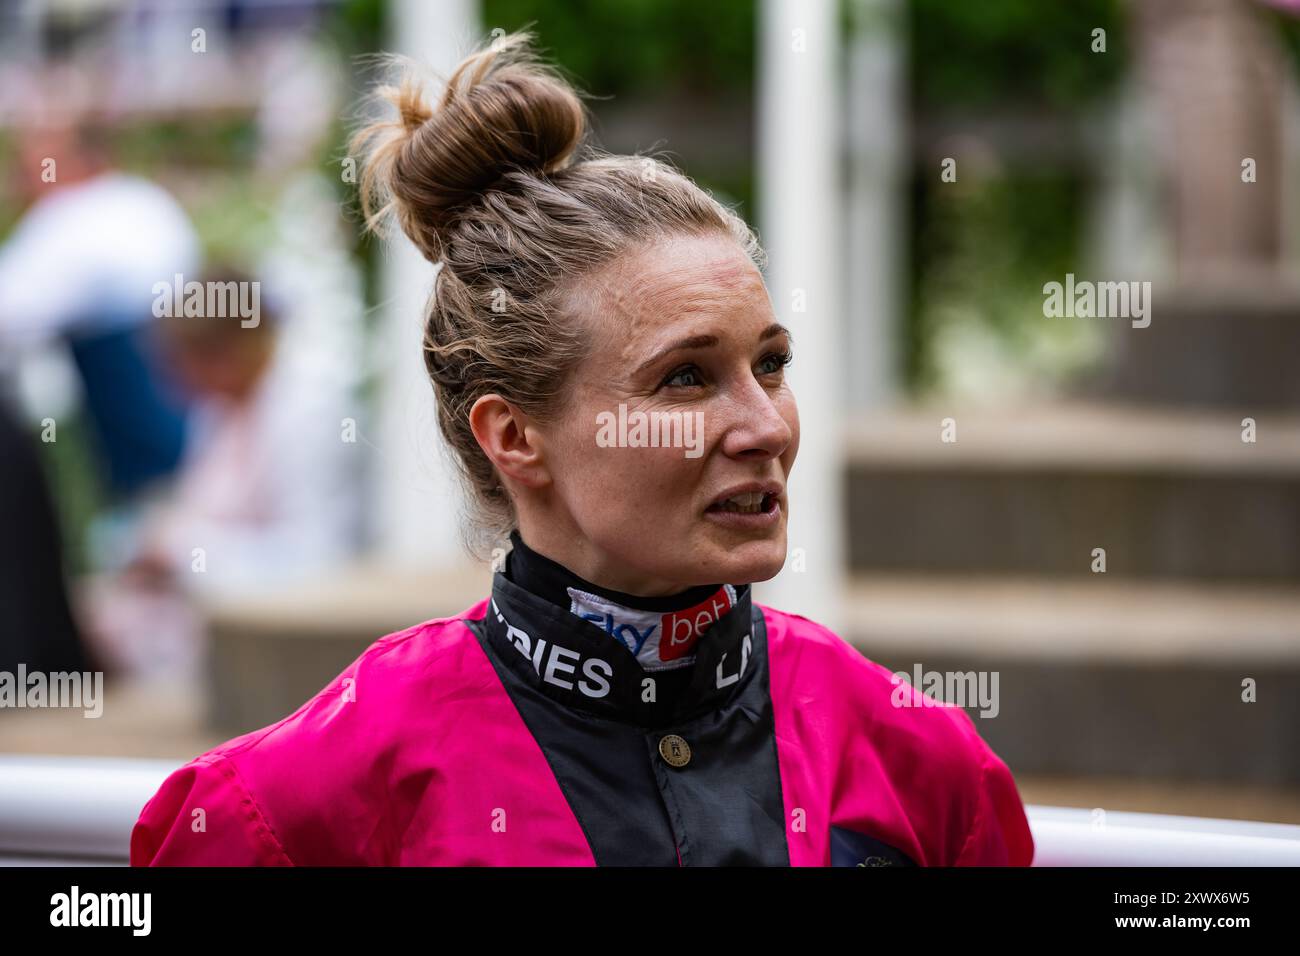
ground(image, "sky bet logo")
xmin=568 ymin=585 xmax=736 ymax=670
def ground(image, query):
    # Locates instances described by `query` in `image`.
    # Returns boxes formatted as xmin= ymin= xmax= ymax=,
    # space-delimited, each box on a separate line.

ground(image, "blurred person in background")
xmin=0 ymin=119 xmax=198 ymax=502
xmin=84 ymin=268 xmax=362 ymax=680
xmin=125 ymin=270 xmax=361 ymax=597
xmin=0 ymin=118 xmax=202 ymax=682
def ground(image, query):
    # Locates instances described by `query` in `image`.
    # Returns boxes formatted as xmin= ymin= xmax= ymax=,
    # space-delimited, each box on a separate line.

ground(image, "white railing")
xmin=1025 ymin=805 xmax=1300 ymax=866
xmin=2 ymin=755 xmax=1299 ymax=865
xmin=0 ymin=755 xmax=177 ymax=865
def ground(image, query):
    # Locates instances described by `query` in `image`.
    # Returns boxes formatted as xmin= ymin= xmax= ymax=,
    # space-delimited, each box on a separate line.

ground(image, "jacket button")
xmin=658 ymin=734 xmax=691 ymax=768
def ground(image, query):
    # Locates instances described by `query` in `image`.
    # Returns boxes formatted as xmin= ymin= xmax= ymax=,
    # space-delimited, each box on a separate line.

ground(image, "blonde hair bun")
xmin=353 ymin=29 xmax=588 ymax=262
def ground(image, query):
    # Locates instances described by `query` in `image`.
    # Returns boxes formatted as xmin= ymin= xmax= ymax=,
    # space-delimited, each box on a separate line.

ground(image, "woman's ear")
xmin=468 ymin=394 xmax=551 ymax=490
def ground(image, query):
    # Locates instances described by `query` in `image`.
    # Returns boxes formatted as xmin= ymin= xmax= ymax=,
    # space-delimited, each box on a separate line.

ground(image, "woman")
xmin=131 ymin=31 xmax=1034 ymax=867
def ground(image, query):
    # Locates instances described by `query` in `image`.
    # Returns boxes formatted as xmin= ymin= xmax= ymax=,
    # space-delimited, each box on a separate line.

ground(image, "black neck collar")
xmin=505 ymin=530 xmax=722 ymax=613
xmin=480 ymin=569 xmax=762 ymax=726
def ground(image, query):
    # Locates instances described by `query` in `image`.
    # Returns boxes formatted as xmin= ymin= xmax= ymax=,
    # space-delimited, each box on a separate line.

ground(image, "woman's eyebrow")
xmin=631 ymin=323 xmax=792 ymax=377
xmin=759 ymin=322 xmax=791 ymax=342
xmin=632 ymin=333 xmax=719 ymax=376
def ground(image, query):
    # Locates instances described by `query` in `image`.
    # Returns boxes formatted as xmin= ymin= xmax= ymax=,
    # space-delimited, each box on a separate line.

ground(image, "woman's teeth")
xmin=717 ymin=492 xmax=767 ymax=513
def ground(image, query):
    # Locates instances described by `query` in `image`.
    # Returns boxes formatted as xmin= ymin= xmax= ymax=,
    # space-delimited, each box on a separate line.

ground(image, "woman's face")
xmin=529 ymin=231 xmax=799 ymax=594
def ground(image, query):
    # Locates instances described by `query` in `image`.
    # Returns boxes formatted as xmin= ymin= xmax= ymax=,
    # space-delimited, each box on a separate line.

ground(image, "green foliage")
xmin=326 ymin=0 xmax=386 ymax=55
xmin=112 ymin=118 xmax=259 ymax=174
xmin=482 ymin=0 xmax=755 ymax=98
xmin=902 ymin=0 xmax=1130 ymax=396
xmin=481 ymin=0 xmax=756 ymax=216
xmin=908 ymin=0 xmax=1127 ymax=111
xmin=906 ymin=171 xmax=1101 ymax=397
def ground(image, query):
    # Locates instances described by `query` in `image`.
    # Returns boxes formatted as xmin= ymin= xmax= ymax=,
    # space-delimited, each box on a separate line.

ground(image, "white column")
xmin=373 ymin=0 xmax=481 ymax=565
xmin=845 ymin=0 xmax=904 ymax=408
xmin=755 ymin=0 xmax=845 ymax=627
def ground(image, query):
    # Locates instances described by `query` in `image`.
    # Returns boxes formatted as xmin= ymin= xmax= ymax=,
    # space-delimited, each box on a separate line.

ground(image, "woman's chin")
xmin=704 ymin=539 xmax=788 ymax=585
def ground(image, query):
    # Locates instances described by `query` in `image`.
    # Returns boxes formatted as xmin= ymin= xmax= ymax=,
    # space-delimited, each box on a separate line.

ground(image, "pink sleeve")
xmin=953 ymin=749 xmax=1036 ymax=866
xmin=130 ymin=755 xmax=293 ymax=866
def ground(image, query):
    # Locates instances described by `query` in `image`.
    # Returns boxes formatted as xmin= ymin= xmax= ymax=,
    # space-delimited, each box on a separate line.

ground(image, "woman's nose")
xmin=718 ymin=377 xmax=794 ymax=461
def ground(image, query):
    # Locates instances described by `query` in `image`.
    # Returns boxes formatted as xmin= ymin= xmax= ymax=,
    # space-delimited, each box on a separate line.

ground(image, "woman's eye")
xmin=756 ymin=351 xmax=793 ymax=376
xmin=661 ymin=364 xmax=703 ymax=388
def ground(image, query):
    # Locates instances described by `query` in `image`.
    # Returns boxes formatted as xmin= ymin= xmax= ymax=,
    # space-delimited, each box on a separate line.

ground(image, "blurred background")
xmin=1 ymin=0 xmax=1298 ymax=829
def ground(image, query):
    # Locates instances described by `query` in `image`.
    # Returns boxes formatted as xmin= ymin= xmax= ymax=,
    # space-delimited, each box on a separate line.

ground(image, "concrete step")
xmin=843 ymin=573 xmax=1300 ymax=785
xmin=845 ymin=402 xmax=1300 ymax=582
xmin=1086 ymin=276 xmax=1300 ymax=410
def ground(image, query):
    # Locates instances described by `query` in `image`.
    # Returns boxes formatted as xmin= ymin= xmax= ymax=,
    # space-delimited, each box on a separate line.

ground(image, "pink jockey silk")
xmin=130 ymin=600 xmax=1034 ymax=866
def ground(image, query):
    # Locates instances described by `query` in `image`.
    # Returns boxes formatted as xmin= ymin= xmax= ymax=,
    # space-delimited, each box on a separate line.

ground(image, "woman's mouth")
xmin=709 ymin=491 xmax=776 ymax=514
xmin=704 ymin=488 xmax=783 ymax=529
